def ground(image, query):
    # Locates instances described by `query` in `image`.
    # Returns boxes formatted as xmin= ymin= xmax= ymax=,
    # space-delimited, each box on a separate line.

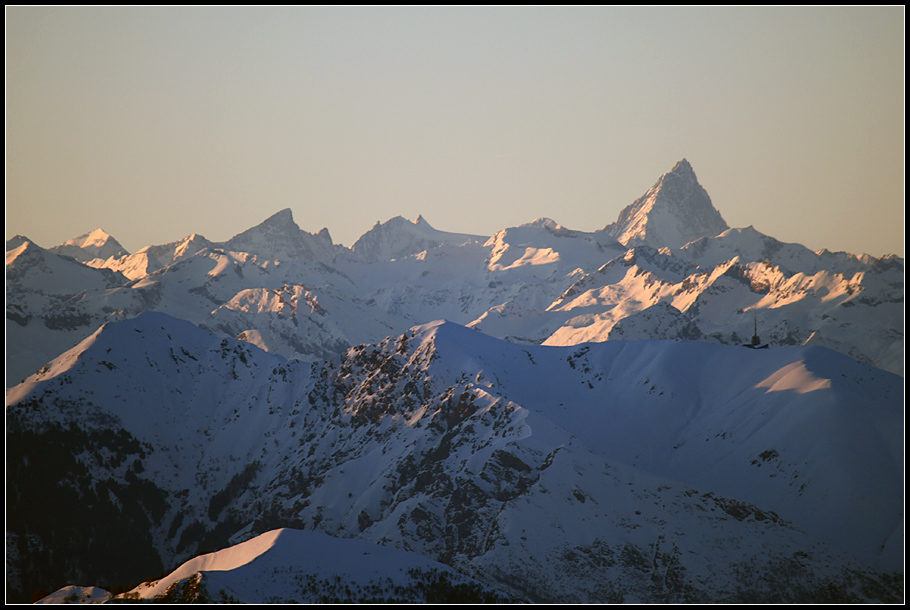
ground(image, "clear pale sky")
xmin=6 ymin=6 xmax=905 ymax=257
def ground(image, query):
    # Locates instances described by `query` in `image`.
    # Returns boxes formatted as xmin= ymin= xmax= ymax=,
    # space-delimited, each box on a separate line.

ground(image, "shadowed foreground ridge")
xmin=8 ymin=312 xmax=903 ymax=603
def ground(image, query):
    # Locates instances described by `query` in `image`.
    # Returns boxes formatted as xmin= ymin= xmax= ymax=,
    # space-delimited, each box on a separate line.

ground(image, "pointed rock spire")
xmin=260 ymin=208 xmax=297 ymax=228
xmin=603 ymin=159 xmax=729 ymax=250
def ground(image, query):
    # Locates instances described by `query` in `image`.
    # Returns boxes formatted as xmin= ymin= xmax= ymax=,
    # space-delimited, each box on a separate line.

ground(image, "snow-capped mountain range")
xmin=6 ymin=159 xmax=903 ymax=390
xmin=6 ymin=159 xmax=904 ymax=602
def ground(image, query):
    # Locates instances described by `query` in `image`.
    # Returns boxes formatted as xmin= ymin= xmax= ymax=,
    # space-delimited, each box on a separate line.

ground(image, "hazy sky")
xmin=6 ymin=6 xmax=905 ymax=257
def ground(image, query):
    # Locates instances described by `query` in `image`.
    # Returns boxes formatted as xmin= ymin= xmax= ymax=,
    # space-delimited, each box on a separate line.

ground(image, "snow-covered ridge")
xmin=8 ymin=312 xmax=903 ymax=603
xmin=351 ymin=215 xmax=486 ymax=263
xmin=115 ymin=528 xmax=508 ymax=603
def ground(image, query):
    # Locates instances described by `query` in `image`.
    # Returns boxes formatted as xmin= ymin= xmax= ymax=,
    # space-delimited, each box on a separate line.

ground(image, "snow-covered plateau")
xmin=6 ymin=159 xmax=904 ymax=603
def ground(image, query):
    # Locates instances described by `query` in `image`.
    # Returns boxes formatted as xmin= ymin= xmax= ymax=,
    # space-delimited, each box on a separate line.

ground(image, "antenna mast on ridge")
xmin=743 ymin=311 xmax=769 ymax=349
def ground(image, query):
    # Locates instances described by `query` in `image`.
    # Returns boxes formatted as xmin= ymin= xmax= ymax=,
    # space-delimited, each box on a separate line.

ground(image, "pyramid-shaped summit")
xmin=49 ymin=228 xmax=130 ymax=262
xmin=222 ymin=208 xmax=336 ymax=262
xmin=604 ymin=159 xmax=729 ymax=250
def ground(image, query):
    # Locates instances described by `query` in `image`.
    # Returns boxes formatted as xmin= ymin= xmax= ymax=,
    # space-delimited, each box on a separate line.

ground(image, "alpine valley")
xmin=6 ymin=160 xmax=904 ymax=603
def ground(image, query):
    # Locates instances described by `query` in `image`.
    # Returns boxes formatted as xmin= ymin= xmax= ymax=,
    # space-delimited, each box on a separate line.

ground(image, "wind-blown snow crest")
xmin=115 ymin=528 xmax=505 ymax=603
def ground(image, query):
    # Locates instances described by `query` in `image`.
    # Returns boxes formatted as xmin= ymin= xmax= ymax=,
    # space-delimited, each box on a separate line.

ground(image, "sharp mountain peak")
xmin=604 ymin=158 xmax=729 ymax=250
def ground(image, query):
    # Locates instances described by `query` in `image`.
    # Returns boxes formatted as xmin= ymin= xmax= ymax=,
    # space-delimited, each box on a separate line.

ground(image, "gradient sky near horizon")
xmin=7 ymin=6 xmax=905 ymax=257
